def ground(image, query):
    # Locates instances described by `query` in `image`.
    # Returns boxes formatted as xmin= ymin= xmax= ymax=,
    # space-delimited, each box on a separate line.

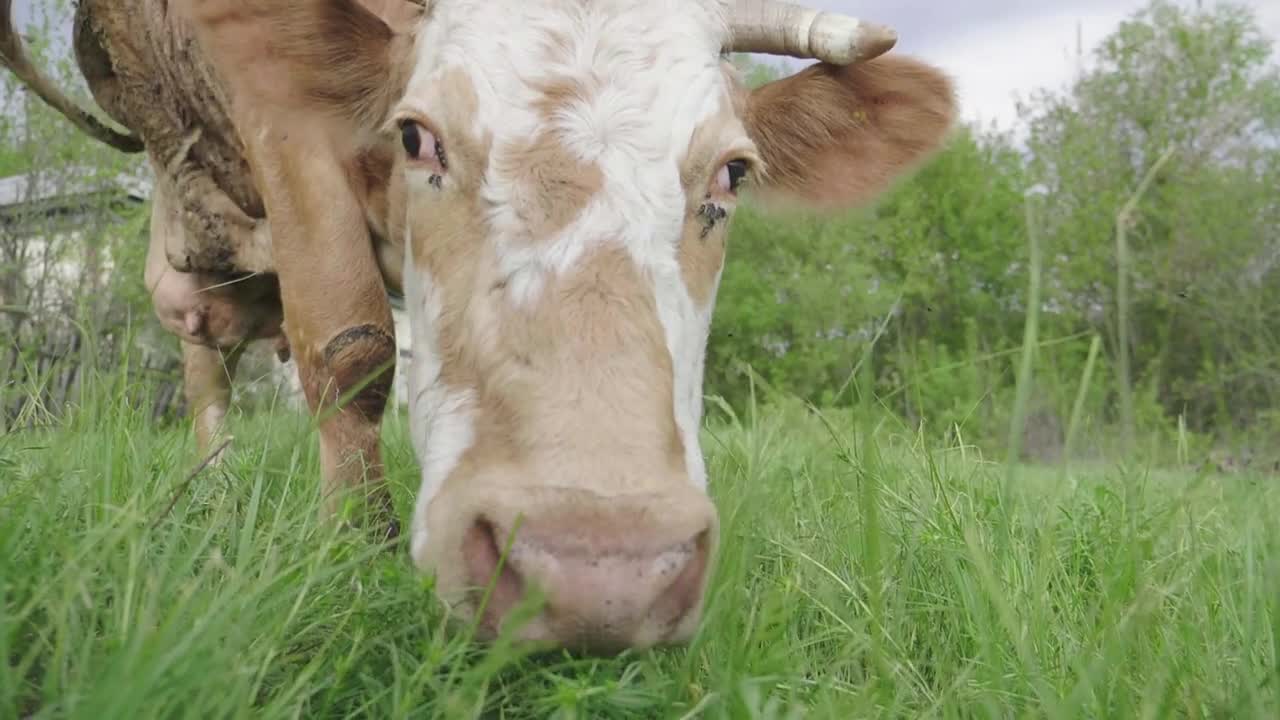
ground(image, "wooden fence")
xmin=1 ymin=314 xmax=187 ymax=433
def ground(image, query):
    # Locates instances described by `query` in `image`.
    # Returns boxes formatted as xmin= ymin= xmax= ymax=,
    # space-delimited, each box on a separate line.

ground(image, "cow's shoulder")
xmin=174 ymin=0 xmax=419 ymax=140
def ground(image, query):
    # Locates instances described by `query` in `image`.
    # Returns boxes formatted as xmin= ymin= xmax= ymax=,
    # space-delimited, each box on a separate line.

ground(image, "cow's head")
xmin=186 ymin=0 xmax=956 ymax=653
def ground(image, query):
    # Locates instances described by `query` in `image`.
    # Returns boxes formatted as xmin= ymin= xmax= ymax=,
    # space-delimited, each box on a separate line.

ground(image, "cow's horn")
xmin=723 ymin=0 xmax=898 ymax=65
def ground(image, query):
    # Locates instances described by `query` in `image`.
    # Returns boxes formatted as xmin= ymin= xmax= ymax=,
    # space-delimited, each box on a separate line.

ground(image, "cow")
xmin=2 ymin=0 xmax=421 ymax=464
xmin=4 ymin=0 xmax=957 ymax=653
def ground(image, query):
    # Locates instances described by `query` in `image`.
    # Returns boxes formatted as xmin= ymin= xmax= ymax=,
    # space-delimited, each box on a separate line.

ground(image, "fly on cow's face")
xmin=697 ymin=202 xmax=728 ymax=239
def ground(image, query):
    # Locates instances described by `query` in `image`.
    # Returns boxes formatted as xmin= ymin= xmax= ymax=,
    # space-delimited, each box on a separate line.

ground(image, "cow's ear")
xmin=175 ymin=0 xmax=418 ymax=134
xmin=743 ymin=55 xmax=957 ymax=211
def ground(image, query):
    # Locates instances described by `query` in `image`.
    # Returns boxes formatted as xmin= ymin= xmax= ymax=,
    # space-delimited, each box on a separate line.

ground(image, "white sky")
xmin=10 ymin=0 xmax=1280 ymax=133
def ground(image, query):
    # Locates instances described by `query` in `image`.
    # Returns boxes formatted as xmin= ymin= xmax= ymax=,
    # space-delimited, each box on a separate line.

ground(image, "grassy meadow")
xmin=2 ymin=368 xmax=1278 ymax=719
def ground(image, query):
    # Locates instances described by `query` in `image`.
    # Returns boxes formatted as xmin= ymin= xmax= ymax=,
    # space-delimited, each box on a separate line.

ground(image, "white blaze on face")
xmin=404 ymin=240 xmax=478 ymax=562
xmin=402 ymin=0 xmax=738 ymax=552
xmin=669 ymin=262 xmax=727 ymax=490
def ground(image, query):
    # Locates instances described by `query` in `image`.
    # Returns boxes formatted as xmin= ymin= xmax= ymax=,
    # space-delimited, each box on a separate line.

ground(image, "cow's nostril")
xmin=462 ymin=519 xmax=525 ymax=630
xmin=648 ymin=529 xmax=712 ymax=630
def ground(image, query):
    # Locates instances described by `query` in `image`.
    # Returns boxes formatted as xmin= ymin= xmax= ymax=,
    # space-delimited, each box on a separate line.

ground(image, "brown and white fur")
xmin=8 ymin=0 xmax=957 ymax=653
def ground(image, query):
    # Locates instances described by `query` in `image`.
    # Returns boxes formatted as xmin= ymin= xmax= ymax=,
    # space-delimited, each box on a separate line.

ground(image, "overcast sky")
xmin=799 ymin=0 xmax=1280 ymax=131
xmin=11 ymin=0 xmax=1280 ymax=133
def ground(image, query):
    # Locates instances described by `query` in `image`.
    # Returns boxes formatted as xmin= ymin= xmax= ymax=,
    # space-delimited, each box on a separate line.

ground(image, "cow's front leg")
xmin=248 ymin=127 xmax=399 ymax=542
xmin=296 ymin=321 xmax=398 ymax=539
xmin=181 ymin=340 xmax=243 ymax=460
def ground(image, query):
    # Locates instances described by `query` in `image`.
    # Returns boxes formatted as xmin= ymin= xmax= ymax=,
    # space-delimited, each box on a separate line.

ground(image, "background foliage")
xmin=712 ymin=0 xmax=1279 ymax=468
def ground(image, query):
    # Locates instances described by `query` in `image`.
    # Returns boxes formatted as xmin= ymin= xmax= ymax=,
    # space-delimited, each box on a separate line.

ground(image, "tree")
xmin=1018 ymin=0 xmax=1280 ymax=437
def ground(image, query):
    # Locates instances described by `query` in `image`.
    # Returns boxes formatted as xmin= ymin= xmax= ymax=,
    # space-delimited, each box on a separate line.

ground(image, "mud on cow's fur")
xmin=2 ymin=0 xmax=957 ymax=653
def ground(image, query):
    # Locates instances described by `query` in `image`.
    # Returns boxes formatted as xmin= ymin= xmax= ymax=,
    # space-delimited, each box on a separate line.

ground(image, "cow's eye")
xmin=727 ymin=159 xmax=749 ymax=190
xmin=399 ymin=120 xmax=447 ymax=171
xmin=715 ymin=158 xmax=751 ymax=195
xmin=400 ymin=120 xmax=422 ymax=159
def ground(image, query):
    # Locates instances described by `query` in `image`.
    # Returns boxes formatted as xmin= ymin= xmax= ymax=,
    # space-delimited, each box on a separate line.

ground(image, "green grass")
xmin=2 ymin=379 xmax=1278 ymax=719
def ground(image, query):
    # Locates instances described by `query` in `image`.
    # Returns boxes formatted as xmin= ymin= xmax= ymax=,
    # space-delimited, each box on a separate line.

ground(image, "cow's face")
xmin=378 ymin=0 xmax=956 ymax=653
xmin=184 ymin=0 xmax=956 ymax=653
xmin=392 ymin=0 xmax=756 ymax=652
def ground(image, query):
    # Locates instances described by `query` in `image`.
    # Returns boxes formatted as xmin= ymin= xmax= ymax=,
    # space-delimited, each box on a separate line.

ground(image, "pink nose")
xmin=460 ymin=495 xmax=716 ymax=653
